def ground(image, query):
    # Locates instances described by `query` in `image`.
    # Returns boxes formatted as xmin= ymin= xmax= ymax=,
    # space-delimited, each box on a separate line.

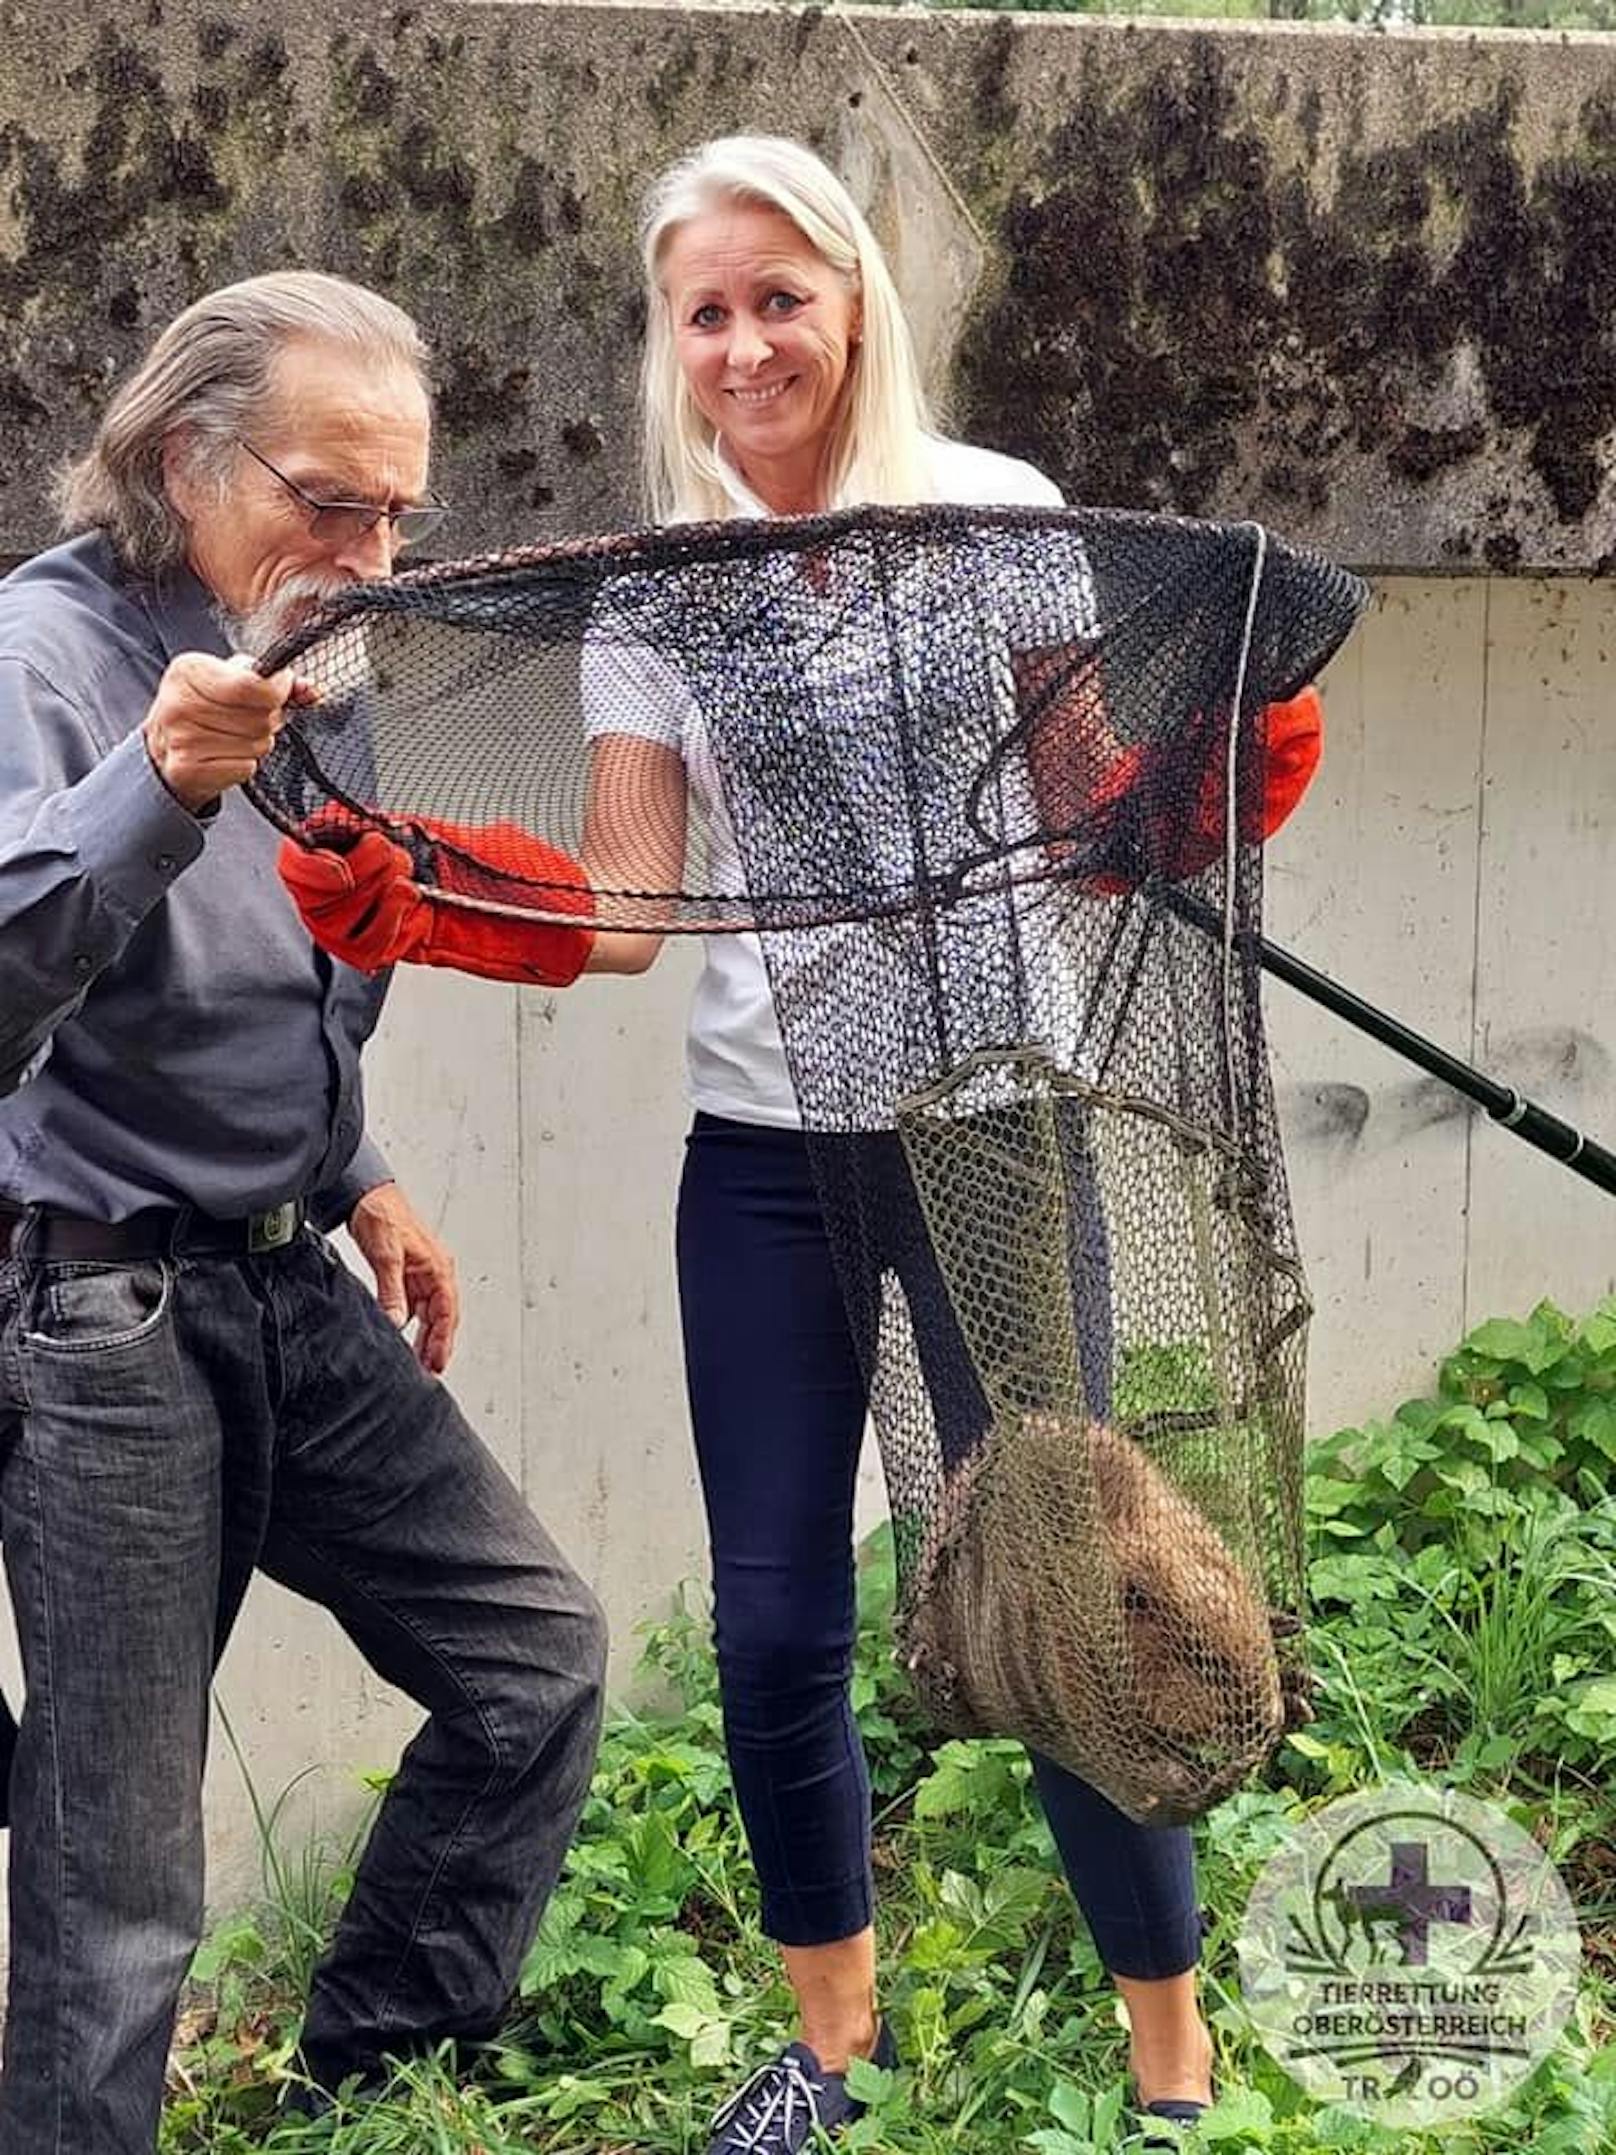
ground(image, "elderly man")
xmin=0 ymin=271 xmax=607 ymax=2155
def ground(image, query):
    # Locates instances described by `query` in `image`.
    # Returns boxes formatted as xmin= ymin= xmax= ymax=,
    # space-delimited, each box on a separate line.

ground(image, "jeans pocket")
xmin=24 ymin=1259 xmax=174 ymax=1356
xmin=0 ymin=1260 xmax=23 ymax=1412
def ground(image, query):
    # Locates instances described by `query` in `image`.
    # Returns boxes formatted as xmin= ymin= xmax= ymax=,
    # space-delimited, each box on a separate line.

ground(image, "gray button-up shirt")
xmin=0 ymin=531 xmax=391 ymax=1225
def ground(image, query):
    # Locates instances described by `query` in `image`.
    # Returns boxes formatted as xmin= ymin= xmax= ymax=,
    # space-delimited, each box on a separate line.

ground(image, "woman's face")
xmin=660 ymin=198 xmax=860 ymax=512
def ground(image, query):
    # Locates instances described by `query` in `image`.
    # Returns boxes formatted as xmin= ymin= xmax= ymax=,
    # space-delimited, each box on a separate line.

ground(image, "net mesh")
xmin=250 ymin=505 xmax=1367 ymax=1822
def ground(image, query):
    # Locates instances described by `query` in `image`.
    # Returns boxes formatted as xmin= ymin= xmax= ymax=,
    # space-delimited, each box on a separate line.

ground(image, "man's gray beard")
xmin=217 ymin=572 xmax=352 ymax=660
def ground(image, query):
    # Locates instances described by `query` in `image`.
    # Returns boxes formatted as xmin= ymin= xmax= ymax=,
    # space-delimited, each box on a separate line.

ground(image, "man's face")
xmin=171 ymin=339 xmax=432 ymax=650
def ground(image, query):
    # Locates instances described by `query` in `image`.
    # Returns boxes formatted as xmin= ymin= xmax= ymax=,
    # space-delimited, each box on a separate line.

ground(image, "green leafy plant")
xmin=164 ymin=1300 xmax=1616 ymax=2153
xmin=1307 ymin=1299 xmax=1616 ymax=1563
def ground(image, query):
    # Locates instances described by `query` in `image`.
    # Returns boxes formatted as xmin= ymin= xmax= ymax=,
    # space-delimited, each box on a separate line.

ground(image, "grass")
xmin=161 ymin=1297 xmax=1616 ymax=2154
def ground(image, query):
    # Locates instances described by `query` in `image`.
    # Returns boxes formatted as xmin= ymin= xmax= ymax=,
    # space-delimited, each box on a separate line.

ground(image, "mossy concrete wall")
xmin=1 ymin=3 xmax=1615 ymax=568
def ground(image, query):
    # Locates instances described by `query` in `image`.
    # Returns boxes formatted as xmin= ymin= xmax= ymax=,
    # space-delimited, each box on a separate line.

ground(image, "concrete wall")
xmin=2 ymin=3 xmax=1616 ymax=566
xmin=0 ymin=1 xmax=1614 ymax=1901
xmin=1272 ymin=577 xmax=1616 ymax=1411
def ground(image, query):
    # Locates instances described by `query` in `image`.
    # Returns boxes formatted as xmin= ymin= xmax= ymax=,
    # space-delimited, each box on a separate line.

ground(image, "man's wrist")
xmin=308 ymin=1164 xmax=393 ymax=1234
xmin=141 ymin=729 xmax=220 ymax=819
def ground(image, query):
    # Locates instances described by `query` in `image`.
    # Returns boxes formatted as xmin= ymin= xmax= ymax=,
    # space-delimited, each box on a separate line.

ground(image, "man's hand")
xmin=347 ymin=1180 xmax=460 ymax=1375
xmin=142 ymin=652 xmax=307 ymax=813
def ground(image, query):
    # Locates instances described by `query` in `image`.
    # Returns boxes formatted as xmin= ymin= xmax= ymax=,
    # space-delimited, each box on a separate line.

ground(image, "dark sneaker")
xmin=1139 ymin=2095 xmax=1210 ymax=2147
xmin=705 ymin=2021 xmax=898 ymax=2152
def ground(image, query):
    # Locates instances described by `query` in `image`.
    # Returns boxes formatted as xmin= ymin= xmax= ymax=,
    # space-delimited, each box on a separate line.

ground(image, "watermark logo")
xmin=1237 ymin=1781 xmax=1581 ymax=2129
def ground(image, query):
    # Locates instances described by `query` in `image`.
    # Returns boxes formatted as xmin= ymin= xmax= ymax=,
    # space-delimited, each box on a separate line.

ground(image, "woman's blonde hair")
xmin=639 ymin=135 xmax=932 ymax=523
xmin=57 ymin=270 xmax=429 ymax=574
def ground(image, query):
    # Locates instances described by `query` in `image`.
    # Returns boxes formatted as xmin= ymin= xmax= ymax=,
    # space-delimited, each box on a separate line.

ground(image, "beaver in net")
xmin=902 ymin=1410 xmax=1286 ymax=1824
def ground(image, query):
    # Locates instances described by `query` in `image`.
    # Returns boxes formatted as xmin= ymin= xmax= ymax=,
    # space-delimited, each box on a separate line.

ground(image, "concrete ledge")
xmin=1 ymin=3 xmax=1613 ymax=568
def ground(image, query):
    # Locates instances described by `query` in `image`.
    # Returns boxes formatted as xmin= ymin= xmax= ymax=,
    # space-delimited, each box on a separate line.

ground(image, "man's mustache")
xmin=228 ymin=574 xmax=355 ymax=659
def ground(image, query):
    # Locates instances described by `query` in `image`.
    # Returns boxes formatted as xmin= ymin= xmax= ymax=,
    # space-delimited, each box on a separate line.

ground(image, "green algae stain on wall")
xmin=0 ymin=18 xmax=296 ymax=461
xmin=1 ymin=5 xmax=1614 ymax=563
xmin=955 ymin=32 xmax=1616 ymax=562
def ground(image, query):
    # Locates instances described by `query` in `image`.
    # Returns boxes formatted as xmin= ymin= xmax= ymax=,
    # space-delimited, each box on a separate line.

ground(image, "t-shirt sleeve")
xmin=932 ymin=439 xmax=1093 ymax=646
xmin=579 ymin=606 xmax=694 ymax=752
xmin=973 ymin=524 xmax=1097 ymax=653
xmin=1000 ymin=462 xmax=1066 ymax=510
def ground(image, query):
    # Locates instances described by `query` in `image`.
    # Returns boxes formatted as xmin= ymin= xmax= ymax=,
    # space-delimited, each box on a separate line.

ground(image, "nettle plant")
xmin=1311 ymin=1300 xmax=1616 ymax=1543
xmin=1298 ymin=1300 xmax=1616 ymax=1792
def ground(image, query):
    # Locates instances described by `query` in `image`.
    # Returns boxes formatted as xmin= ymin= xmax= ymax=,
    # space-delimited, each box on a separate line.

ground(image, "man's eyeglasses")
xmin=236 ymin=439 xmax=449 ymax=550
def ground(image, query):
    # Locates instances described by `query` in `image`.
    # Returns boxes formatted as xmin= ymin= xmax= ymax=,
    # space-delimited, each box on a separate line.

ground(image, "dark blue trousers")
xmin=676 ymin=1114 xmax=1200 ymax=1977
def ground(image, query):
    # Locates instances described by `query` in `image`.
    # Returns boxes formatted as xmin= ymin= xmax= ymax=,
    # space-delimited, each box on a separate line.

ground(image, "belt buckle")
xmin=248 ymin=1201 xmax=299 ymax=1254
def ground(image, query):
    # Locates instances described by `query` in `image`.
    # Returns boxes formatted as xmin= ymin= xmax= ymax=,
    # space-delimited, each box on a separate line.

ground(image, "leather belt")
xmin=0 ymin=1197 xmax=308 ymax=1262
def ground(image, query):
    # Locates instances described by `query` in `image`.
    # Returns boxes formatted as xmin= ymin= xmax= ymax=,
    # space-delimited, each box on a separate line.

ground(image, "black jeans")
xmin=0 ymin=1227 xmax=607 ymax=2155
xmin=676 ymin=1116 xmax=1200 ymax=1975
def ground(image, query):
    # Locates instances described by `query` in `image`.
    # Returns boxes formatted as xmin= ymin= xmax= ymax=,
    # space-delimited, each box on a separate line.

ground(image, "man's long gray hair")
xmin=58 ymin=270 xmax=430 ymax=576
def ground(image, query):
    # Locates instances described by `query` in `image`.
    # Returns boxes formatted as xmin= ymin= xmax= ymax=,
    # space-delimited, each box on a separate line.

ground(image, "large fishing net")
xmin=249 ymin=505 xmax=1367 ymax=1823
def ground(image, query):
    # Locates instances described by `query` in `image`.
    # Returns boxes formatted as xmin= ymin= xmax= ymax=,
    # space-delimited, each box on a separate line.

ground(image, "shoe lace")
xmin=710 ymin=2052 xmax=826 ymax=2151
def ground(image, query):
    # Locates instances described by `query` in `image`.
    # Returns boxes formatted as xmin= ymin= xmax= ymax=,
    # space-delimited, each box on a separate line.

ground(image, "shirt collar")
xmin=714 ymin=441 xmax=770 ymax=520
xmin=135 ymin=556 xmax=232 ymax=665
xmin=711 ymin=440 xmax=944 ymax=517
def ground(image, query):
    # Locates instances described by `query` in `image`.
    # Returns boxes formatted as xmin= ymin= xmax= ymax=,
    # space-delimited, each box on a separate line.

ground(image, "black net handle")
xmin=1165 ymin=886 xmax=1616 ymax=1200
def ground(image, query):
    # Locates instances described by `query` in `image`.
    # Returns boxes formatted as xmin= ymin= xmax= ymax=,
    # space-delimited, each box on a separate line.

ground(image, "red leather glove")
xmin=1083 ymin=686 xmax=1323 ymax=891
xmin=1173 ymin=684 xmax=1323 ymax=876
xmin=1258 ymin=687 xmax=1324 ymax=833
xmin=278 ymin=810 xmax=596 ymax=985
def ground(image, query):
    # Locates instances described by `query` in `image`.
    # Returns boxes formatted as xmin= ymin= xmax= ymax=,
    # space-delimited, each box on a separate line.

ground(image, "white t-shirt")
xmin=583 ymin=436 xmax=1081 ymax=1128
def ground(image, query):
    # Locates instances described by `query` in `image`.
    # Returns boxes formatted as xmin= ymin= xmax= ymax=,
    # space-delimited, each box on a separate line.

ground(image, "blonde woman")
xmin=584 ymin=138 xmax=1215 ymax=2152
